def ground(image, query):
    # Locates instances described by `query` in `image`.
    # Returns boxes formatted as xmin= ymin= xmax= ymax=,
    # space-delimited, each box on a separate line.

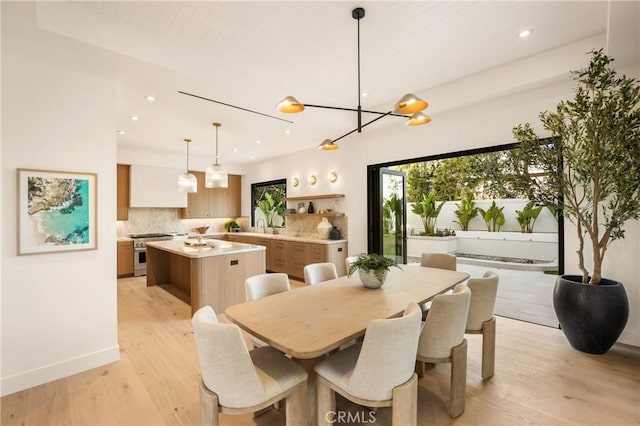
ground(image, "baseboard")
xmin=619 ymin=328 xmax=640 ymax=348
xmin=0 ymin=345 xmax=120 ymax=397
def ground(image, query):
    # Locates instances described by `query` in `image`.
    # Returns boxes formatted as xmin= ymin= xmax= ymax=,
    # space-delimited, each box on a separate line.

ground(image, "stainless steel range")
xmin=129 ymin=233 xmax=173 ymax=277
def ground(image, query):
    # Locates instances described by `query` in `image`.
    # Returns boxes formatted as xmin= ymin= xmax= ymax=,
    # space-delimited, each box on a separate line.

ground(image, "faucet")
xmin=256 ymin=218 xmax=266 ymax=233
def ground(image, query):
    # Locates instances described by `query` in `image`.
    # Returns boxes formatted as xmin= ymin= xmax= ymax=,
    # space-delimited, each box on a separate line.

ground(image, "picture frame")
xmin=17 ymin=169 xmax=97 ymax=255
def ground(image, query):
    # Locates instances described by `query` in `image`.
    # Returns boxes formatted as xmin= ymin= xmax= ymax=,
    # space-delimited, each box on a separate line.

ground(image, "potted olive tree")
xmin=512 ymin=50 xmax=640 ymax=353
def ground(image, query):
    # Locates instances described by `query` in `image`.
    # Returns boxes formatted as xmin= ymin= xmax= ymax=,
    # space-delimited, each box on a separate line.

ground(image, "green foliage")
xmin=515 ymin=201 xmax=543 ymax=233
xmin=257 ymin=193 xmax=284 ymax=227
xmin=478 ymin=200 xmax=505 ymax=232
xmin=453 ymin=193 xmax=479 ymax=231
xmin=347 ymin=253 xmax=401 ymax=277
xmin=411 ymin=192 xmax=445 ymax=235
xmin=383 ymin=193 xmax=403 ymax=234
xmin=223 ymin=220 xmax=240 ymax=231
xmin=511 ymin=50 xmax=640 ymax=284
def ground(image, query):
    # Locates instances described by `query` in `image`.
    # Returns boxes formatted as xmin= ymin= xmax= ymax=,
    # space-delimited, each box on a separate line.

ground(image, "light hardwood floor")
xmin=2 ymin=276 xmax=639 ymax=425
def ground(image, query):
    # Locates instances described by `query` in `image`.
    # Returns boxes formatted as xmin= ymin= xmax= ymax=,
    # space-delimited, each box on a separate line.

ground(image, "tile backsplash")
xmin=116 ymin=208 xmax=348 ymax=241
xmin=117 ymin=208 xmax=240 ymax=237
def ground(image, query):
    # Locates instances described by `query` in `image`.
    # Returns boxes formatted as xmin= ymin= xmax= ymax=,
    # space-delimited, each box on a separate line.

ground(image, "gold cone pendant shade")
xmin=318 ymin=139 xmax=339 ymax=150
xmin=178 ymin=138 xmax=198 ymax=193
xmin=407 ymin=112 xmax=432 ymax=126
xmin=393 ymin=93 xmax=429 ymax=115
xmin=205 ymin=122 xmax=228 ymax=188
xmin=276 ymin=96 xmax=305 ymax=113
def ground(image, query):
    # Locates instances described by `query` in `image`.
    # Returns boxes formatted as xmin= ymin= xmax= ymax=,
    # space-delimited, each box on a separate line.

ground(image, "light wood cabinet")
xmin=117 ymin=240 xmax=134 ymax=278
xmin=183 ymin=172 xmax=241 ymax=218
xmin=222 ymin=234 xmax=347 ymax=279
xmin=117 ymin=164 xmax=130 ymax=221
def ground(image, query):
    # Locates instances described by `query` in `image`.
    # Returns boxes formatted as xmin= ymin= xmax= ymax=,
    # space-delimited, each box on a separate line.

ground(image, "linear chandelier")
xmin=277 ymin=7 xmax=431 ymax=150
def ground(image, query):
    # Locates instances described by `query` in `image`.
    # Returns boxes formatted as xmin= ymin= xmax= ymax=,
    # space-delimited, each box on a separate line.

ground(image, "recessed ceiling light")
xmin=256 ymin=140 xmax=261 ymax=144
xmin=145 ymin=95 xmax=156 ymax=102
xmin=251 ymin=156 xmax=255 ymax=160
xmin=233 ymin=148 xmax=238 ymax=153
xmin=362 ymin=91 xmax=369 ymax=97
xmin=117 ymin=130 xmax=125 ymax=135
xmin=285 ymin=129 xmax=291 ymax=135
xmin=519 ymin=29 xmax=533 ymax=38
xmin=129 ymin=115 xmax=139 ymax=121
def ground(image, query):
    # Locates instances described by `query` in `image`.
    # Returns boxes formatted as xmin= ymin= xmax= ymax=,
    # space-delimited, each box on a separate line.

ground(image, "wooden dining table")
xmin=225 ymin=264 xmax=470 ymax=425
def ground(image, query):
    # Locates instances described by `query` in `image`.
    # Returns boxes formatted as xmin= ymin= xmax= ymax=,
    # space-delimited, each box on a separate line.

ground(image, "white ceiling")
xmin=35 ymin=1 xmax=609 ymax=168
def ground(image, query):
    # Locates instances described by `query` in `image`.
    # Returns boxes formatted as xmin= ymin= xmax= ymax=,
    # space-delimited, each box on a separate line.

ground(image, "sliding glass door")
xmin=367 ymin=167 xmax=407 ymax=264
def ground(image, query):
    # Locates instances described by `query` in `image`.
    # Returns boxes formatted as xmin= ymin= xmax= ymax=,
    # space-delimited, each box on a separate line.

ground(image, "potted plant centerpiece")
xmin=512 ymin=50 xmax=640 ymax=353
xmin=348 ymin=253 xmax=401 ymax=289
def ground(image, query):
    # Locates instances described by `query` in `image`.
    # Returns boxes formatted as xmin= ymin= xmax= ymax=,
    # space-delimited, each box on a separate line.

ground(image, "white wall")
xmin=243 ymin=34 xmax=640 ymax=347
xmin=1 ymin=3 xmax=119 ymax=395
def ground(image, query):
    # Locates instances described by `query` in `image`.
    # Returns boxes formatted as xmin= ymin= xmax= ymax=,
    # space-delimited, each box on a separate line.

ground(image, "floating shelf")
xmin=284 ymin=194 xmax=345 ymax=201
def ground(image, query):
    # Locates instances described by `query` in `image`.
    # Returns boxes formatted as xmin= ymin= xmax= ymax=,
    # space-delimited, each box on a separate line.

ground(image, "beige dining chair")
xmin=420 ymin=252 xmax=457 ymax=270
xmin=416 ymin=283 xmax=471 ymax=418
xmin=245 ymin=273 xmax=292 ymax=348
xmin=192 ymin=305 xmax=308 ymax=426
xmin=303 ymin=262 xmax=338 ymax=285
xmin=315 ymin=303 xmax=422 ymax=426
xmin=345 ymin=256 xmax=359 ymax=275
xmin=245 ymin=273 xmax=291 ymax=301
xmin=465 ymin=271 xmax=499 ymax=379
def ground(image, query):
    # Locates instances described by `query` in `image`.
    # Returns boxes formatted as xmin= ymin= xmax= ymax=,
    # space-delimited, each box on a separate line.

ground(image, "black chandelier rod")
xmin=178 ymin=91 xmax=294 ymax=123
xmin=331 ymin=110 xmax=392 ymax=144
xmin=303 ymin=103 xmax=407 ymax=118
xmin=356 ymin=8 xmax=363 ymax=133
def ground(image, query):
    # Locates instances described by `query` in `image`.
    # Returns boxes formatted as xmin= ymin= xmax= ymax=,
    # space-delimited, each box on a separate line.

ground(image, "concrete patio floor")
xmin=407 ymin=258 xmax=559 ymax=328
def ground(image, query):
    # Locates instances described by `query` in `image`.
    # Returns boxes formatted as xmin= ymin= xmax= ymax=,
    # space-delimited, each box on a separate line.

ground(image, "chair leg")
xmin=482 ymin=317 xmax=496 ymax=380
xmin=391 ymin=373 xmax=417 ymax=426
xmin=316 ymin=377 xmax=336 ymax=425
xmin=285 ymin=382 xmax=308 ymax=426
xmin=449 ymin=339 xmax=467 ymax=418
xmin=199 ymin=381 xmax=220 ymax=426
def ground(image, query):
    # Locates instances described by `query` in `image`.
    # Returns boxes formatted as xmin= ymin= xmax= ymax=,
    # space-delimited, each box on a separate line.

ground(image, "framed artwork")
xmin=17 ymin=169 xmax=97 ymax=255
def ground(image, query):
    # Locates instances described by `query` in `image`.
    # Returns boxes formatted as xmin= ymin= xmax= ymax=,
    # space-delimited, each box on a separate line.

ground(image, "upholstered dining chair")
xmin=245 ymin=273 xmax=291 ymax=301
xmin=345 ymin=256 xmax=359 ymax=275
xmin=465 ymin=271 xmax=499 ymax=379
xmin=315 ymin=303 xmax=422 ymax=426
xmin=416 ymin=283 xmax=471 ymax=418
xmin=192 ymin=305 xmax=308 ymax=426
xmin=420 ymin=252 xmax=457 ymax=271
xmin=303 ymin=262 xmax=338 ymax=285
xmin=245 ymin=273 xmax=292 ymax=348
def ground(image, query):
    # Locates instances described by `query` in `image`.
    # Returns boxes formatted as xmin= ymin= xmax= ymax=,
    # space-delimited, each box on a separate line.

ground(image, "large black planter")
xmin=553 ymin=275 xmax=629 ymax=354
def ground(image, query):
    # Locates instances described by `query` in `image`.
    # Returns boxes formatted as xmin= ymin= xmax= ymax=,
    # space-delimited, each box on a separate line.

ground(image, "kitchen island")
xmin=145 ymin=239 xmax=265 ymax=314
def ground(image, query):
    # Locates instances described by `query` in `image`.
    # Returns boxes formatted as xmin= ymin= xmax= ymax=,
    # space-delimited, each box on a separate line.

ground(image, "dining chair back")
xmin=245 ymin=273 xmax=291 ymax=301
xmin=420 ymin=253 xmax=457 ymax=271
xmin=345 ymin=256 xmax=359 ymax=275
xmin=192 ymin=305 xmax=307 ymax=426
xmin=416 ymin=283 xmax=471 ymax=418
xmin=303 ymin=262 xmax=338 ymax=285
xmin=465 ymin=271 xmax=499 ymax=379
xmin=315 ymin=303 xmax=422 ymax=426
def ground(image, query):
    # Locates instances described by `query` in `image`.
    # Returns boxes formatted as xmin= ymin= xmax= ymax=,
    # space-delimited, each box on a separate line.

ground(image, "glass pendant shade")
xmin=178 ymin=138 xmax=197 ymax=193
xmin=393 ymin=93 xmax=429 ymax=114
xmin=205 ymin=123 xmax=228 ymax=188
xmin=277 ymin=96 xmax=305 ymax=113
xmin=318 ymin=138 xmax=339 ymax=150
xmin=178 ymin=172 xmax=198 ymax=192
xmin=406 ymin=112 xmax=432 ymax=126
xmin=205 ymin=163 xmax=228 ymax=188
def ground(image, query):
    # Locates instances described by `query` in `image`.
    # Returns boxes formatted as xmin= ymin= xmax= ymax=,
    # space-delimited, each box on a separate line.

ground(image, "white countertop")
xmin=145 ymin=239 xmax=265 ymax=259
xmin=227 ymin=232 xmax=347 ymax=244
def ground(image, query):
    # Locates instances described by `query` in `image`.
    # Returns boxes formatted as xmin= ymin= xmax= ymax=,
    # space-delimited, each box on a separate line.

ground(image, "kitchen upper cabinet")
xmin=183 ymin=172 xmax=241 ymax=218
xmin=129 ymin=165 xmax=188 ymax=208
xmin=117 ymin=164 xmax=130 ymax=220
